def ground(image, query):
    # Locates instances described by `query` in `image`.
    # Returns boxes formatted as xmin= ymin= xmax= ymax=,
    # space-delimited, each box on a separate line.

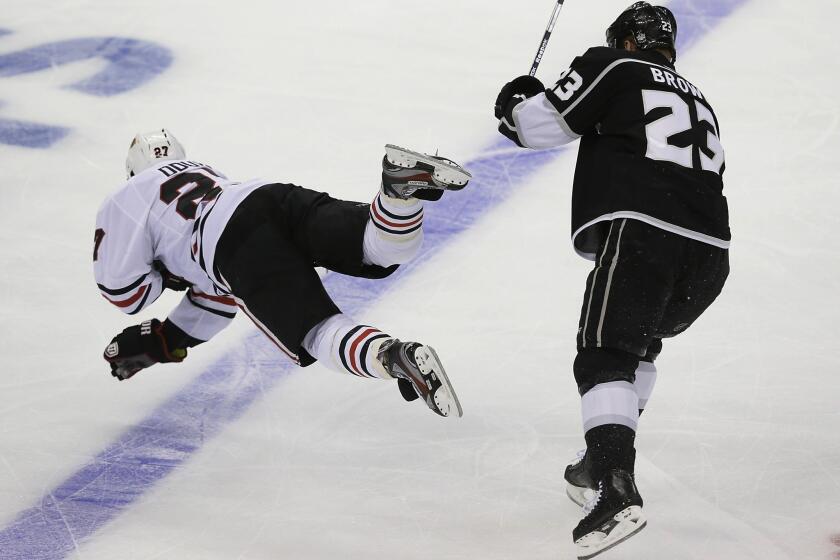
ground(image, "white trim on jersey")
xmin=512 ymin=58 xmax=697 ymax=150
xmin=573 ymin=212 xmax=731 ymax=261
xmin=557 ymin=57 xmax=683 ymax=120
xmin=511 ymin=93 xmax=580 ymax=149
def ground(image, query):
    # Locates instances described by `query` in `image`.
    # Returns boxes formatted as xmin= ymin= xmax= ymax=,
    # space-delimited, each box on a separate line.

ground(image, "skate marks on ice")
xmin=0 ymin=141 xmax=566 ymax=560
xmin=623 ymin=454 xmax=793 ymax=560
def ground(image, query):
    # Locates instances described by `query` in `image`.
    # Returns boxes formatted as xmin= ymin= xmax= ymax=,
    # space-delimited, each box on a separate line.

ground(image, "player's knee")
xmin=574 ymin=347 xmax=640 ymax=396
xmin=641 ymin=337 xmax=662 ymax=363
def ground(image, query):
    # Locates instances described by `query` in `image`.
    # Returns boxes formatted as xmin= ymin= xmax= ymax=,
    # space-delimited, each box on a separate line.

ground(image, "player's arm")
xmin=93 ymin=201 xmax=164 ymax=315
xmin=166 ymin=287 xmax=237 ymax=347
xmin=103 ymin=289 xmax=237 ymax=380
xmin=495 ymin=48 xmax=616 ymax=149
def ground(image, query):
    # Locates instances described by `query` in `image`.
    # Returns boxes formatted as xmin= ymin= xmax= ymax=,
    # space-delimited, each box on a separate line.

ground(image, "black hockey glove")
xmin=153 ymin=260 xmax=191 ymax=291
xmin=494 ymin=75 xmax=546 ymax=120
xmin=103 ymin=319 xmax=187 ymax=381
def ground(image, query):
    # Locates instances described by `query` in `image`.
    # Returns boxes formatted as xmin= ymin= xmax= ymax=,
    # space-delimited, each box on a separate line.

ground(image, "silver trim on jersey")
xmin=558 ymin=58 xmax=684 ymax=120
xmin=581 ymin=220 xmax=615 ymax=348
xmin=597 ymin=218 xmax=628 ymax=347
xmin=572 ymin=212 xmax=731 ymax=261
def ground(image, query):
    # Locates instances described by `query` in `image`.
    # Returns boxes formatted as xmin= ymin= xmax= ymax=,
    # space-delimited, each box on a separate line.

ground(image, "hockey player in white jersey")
xmin=94 ymin=129 xmax=470 ymax=418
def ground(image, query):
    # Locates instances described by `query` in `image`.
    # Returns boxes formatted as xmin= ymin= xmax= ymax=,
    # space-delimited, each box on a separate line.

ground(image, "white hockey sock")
xmin=581 ymin=381 xmax=640 ymax=432
xmin=363 ymin=192 xmax=424 ymax=267
xmin=302 ymin=313 xmax=392 ymax=379
xmin=634 ymin=361 xmax=658 ymax=411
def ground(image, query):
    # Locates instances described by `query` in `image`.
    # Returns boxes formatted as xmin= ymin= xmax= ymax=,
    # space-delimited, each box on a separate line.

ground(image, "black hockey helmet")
xmin=606 ymin=2 xmax=677 ymax=61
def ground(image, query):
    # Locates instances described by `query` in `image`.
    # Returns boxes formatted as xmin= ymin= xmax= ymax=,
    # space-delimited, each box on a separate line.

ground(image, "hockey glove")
xmin=103 ymin=319 xmax=187 ymax=381
xmin=153 ymin=260 xmax=191 ymax=292
xmin=494 ymin=75 xmax=545 ymax=120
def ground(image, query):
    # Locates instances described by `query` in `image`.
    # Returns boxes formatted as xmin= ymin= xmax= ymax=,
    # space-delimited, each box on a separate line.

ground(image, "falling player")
xmin=494 ymin=2 xmax=730 ymax=557
xmin=94 ymin=129 xmax=469 ymax=418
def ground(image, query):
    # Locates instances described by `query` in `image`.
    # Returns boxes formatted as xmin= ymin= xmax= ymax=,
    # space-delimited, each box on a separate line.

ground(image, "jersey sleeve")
xmin=509 ymin=48 xmax=622 ymax=149
xmin=93 ymin=199 xmax=164 ymax=315
xmin=166 ymin=287 xmax=238 ymax=342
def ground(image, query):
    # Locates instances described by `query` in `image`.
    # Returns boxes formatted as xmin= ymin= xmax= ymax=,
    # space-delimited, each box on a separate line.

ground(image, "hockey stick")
xmin=529 ymin=0 xmax=567 ymax=76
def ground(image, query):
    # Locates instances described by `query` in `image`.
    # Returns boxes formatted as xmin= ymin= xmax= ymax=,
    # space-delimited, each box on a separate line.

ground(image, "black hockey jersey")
xmin=499 ymin=47 xmax=730 ymax=259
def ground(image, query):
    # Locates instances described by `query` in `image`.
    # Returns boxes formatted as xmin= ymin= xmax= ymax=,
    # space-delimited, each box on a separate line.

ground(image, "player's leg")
xmin=215 ymin=184 xmax=462 ymax=418
xmin=567 ymin=219 xmax=682 ymax=558
xmin=635 ymin=338 xmax=661 ymax=413
xmin=565 ymin=335 xmax=660 ymax=504
xmin=656 ymin=240 xmax=730 ymax=339
xmin=288 ymin=145 xmax=470 ymax=274
xmin=301 ymin=313 xmax=462 ymax=417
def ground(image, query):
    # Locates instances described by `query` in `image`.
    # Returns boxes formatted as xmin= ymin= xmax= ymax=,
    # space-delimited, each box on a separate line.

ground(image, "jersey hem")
xmin=572 ymin=211 xmax=731 ymax=260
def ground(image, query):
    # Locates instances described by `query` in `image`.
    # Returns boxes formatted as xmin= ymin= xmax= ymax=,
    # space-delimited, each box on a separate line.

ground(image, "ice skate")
xmin=573 ymin=469 xmax=646 ymax=560
xmin=378 ymin=339 xmax=463 ymax=418
xmin=381 ymin=144 xmax=471 ymax=200
xmin=565 ymin=449 xmax=597 ymax=507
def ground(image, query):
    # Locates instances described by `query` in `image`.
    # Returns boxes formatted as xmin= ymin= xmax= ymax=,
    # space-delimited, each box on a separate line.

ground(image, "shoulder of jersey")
xmin=578 ymin=46 xmax=628 ymax=64
xmin=578 ymin=46 xmax=671 ymax=69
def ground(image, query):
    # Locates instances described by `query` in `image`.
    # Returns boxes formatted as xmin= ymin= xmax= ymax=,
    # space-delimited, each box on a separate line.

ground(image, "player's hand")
xmin=153 ymin=260 xmax=191 ymax=291
xmin=494 ymin=75 xmax=546 ymax=119
xmin=103 ymin=319 xmax=187 ymax=381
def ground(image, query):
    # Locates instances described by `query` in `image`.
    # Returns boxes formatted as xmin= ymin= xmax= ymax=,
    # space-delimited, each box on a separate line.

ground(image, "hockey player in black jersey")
xmin=495 ymin=3 xmax=729 ymax=558
xmin=95 ymin=130 xmax=470 ymax=418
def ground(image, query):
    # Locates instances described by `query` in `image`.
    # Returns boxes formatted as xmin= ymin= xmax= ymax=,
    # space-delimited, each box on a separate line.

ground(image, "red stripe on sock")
xmin=348 ymin=327 xmax=378 ymax=377
xmin=371 ymin=199 xmax=423 ymax=229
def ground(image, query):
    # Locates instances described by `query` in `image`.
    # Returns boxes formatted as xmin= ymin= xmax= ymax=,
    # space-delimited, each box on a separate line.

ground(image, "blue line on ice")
xmin=0 ymin=35 xmax=172 ymax=148
xmin=0 ymin=1 xmax=747 ymax=557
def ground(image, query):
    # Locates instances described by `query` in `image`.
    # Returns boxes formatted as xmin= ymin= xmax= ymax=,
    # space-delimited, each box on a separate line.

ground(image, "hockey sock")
xmin=302 ymin=313 xmax=393 ymax=379
xmin=634 ymin=360 xmax=657 ymax=414
xmin=580 ymin=380 xmax=639 ymax=479
xmin=363 ymin=192 xmax=424 ymax=267
xmin=584 ymin=425 xmax=637 ymax=481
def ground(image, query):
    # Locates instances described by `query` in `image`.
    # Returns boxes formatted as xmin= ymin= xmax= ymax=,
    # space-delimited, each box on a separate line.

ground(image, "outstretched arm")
xmin=104 ymin=287 xmax=237 ymax=381
xmin=496 ymin=48 xmax=618 ymax=149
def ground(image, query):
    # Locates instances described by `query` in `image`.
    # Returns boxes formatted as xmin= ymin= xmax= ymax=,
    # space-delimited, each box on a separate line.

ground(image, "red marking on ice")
xmin=831 ymin=533 xmax=840 ymax=559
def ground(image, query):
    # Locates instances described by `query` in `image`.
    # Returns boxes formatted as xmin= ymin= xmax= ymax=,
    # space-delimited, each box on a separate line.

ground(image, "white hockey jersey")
xmin=93 ymin=159 xmax=266 ymax=342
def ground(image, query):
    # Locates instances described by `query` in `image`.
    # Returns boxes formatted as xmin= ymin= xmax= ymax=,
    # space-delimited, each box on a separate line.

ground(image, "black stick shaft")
xmin=529 ymin=0 xmax=566 ymax=77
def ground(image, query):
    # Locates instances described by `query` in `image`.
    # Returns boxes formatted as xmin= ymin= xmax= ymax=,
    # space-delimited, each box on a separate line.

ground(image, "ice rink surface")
xmin=1 ymin=0 xmax=839 ymax=558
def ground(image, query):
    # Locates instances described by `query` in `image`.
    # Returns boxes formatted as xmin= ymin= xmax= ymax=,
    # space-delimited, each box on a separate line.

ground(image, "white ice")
xmin=1 ymin=0 xmax=839 ymax=559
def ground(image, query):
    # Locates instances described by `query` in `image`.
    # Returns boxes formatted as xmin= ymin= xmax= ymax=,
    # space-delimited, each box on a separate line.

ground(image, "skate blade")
xmin=566 ymin=483 xmax=594 ymax=508
xmin=576 ymin=506 xmax=646 ymax=560
xmin=384 ymin=144 xmax=472 ymax=187
xmin=414 ymin=345 xmax=463 ymax=418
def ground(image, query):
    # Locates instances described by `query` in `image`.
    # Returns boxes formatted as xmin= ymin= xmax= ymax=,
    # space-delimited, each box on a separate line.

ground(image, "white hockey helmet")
xmin=125 ymin=128 xmax=186 ymax=179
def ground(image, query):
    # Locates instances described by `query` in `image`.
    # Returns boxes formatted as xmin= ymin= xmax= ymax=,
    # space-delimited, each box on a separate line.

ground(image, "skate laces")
xmin=583 ymin=481 xmax=603 ymax=515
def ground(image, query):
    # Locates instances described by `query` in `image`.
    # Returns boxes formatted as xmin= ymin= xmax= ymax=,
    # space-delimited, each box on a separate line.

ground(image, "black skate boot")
xmin=381 ymin=144 xmax=471 ymax=201
xmin=565 ymin=449 xmax=597 ymax=507
xmin=378 ymin=339 xmax=463 ymax=418
xmin=573 ymin=469 xmax=646 ymax=560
